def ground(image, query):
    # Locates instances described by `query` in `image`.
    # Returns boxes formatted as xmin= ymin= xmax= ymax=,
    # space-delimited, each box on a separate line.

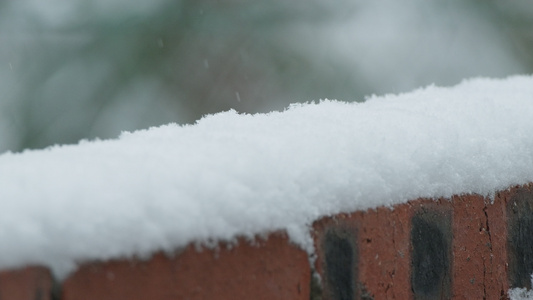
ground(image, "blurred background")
xmin=0 ymin=0 xmax=532 ymax=152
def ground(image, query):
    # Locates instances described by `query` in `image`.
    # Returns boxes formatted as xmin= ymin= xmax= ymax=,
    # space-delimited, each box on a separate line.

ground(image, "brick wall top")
xmin=3 ymin=184 xmax=533 ymax=299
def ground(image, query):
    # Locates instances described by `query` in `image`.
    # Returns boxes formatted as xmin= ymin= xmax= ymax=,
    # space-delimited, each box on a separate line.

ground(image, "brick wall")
xmin=3 ymin=184 xmax=533 ymax=299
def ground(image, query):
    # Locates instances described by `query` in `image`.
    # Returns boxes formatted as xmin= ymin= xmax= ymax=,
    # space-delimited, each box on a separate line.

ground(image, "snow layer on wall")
xmin=0 ymin=75 xmax=532 ymax=279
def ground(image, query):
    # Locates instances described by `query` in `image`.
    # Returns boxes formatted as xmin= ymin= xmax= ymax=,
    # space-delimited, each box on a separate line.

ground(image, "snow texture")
xmin=509 ymin=275 xmax=533 ymax=300
xmin=510 ymin=288 xmax=533 ymax=300
xmin=0 ymin=75 xmax=533 ymax=279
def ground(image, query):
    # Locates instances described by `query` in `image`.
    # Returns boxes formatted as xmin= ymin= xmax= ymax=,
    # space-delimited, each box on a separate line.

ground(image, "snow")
xmin=509 ymin=275 xmax=533 ymax=300
xmin=0 ymin=75 xmax=533 ymax=279
xmin=510 ymin=287 xmax=533 ymax=300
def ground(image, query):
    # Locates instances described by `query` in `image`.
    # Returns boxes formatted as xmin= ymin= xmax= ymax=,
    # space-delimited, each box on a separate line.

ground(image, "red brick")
xmin=500 ymin=184 xmax=533 ymax=293
xmin=62 ymin=232 xmax=310 ymax=300
xmin=313 ymin=199 xmax=456 ymax=299
xmin=451 ymin=193 xmax=508 ymax=299
xmin=409 ymin=199 xmax=453 ymax=299
xmin=486 ymin=190 xmax=511 ymax=300
xmin=313 ymin=202 xmax=413 ymax=299
xmin=359 ymin=204 xmax=412 ymax=299
xmin=0 ymin=266 xmax=54 ymax=300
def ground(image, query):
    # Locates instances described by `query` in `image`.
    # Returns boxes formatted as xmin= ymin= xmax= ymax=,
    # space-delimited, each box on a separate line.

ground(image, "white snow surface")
xmin=1 ymin=75 xmax=533 ymax=279
xmin=510 ymin=287 xmax=533 ymax=300
xmin=509 ymin=275 xmax=533 ymax=300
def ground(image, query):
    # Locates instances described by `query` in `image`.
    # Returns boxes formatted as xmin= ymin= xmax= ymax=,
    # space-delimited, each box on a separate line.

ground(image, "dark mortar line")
xmin=387 ymin=213 xmax=395 ymax=299
xmin=482 ymin=204 xmax=493 ymax=300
